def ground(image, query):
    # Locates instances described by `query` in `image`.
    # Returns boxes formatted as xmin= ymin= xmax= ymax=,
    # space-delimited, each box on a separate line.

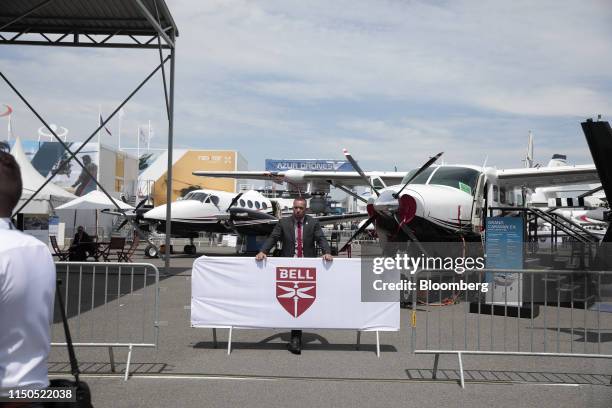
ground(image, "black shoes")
xmin=287 ymin=330 xmax=302 ymax=355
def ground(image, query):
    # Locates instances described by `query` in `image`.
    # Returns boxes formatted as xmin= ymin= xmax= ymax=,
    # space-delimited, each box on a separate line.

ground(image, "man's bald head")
xmin=0 ymin=151 xmax=22 ymax=217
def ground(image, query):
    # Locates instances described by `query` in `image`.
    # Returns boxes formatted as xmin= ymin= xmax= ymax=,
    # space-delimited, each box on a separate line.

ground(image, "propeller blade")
xmin=135 ymin=198 xmax=148 ymax=209
xmin=327 ymin=181 xmax=368 ymax=203
xmin=338 ymin=216 xmax=374 ymax=253
xmin=578 ymin=185 xmax=604 ymax=199
xmin=116 ymin=219 xmax=129 ymax=231
xmin=394 ymin=152 xmax=443 ymax=198
xmin=101 ymin=210 xmax=125 ymax=217
xmin=226 ymin=192 xmax=244 ymax=211
xmin=393 ymin=214 xmax=430 ymax=256
xmin=343 ymin=148 xmax=380 ymax=196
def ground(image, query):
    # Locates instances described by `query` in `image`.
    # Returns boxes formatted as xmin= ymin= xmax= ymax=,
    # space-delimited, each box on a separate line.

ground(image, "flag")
xmin=1 ymin=105 xmax=12 ymax=139
xmin=0 ymin=104 xmax=12 ymax=117
xmin=99 ymin=113 xmax=113 ymax=136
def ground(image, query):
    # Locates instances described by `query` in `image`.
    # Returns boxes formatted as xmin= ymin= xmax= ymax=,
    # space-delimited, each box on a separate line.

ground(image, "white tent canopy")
xmin=11 ymin=136 xmax=76 ymax=214
xmin=55 ymin=190 xmax=134 ymax=210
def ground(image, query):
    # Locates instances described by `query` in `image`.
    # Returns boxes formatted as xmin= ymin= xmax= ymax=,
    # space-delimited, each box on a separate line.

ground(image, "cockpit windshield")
xmin=400 ymin=167 xmax=435 ymax=185
xmin=183 ymin=192 xmax=210 ymax=202
xmin=428 ymin=167 xmax=481 ymax=195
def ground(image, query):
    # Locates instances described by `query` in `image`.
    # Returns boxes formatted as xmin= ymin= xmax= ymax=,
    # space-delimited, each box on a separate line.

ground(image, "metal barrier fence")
xmin=52 ymin=262 xmax=160 ymax=380
xmin=409 ymin=269 xmax=612 ymax=388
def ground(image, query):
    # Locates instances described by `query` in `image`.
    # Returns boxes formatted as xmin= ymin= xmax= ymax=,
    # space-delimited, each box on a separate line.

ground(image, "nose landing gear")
xmin=184 ymin=238 xmax=197 ymax=255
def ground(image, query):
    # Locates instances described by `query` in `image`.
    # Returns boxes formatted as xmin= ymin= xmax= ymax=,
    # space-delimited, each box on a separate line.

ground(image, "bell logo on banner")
xmin=276 ymin=267 xmax=316 ymax=318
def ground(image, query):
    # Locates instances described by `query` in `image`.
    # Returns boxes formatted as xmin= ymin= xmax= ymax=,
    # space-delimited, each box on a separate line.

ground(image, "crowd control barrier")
xmin=52 ymin=262 xmax=160 ymax=380
xmin=409 ymin=268 xmax=612 ymax=388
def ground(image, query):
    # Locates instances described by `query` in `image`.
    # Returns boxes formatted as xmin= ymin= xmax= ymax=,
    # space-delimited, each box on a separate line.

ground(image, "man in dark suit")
xmin=256 ymin=197 xmax=333 ymax=354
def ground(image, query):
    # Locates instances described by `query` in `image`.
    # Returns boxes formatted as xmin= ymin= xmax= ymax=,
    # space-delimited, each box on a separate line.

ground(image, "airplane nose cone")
xmin=373 ymin=189 xmax=423 ymax=222
xmin=373 ymin=190 xmax=400 ymax=214
xmin=143 ymin=205 xmax=166 ymax=221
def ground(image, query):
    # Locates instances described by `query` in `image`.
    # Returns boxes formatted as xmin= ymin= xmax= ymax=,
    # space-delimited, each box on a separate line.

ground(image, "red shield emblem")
xmin=276 ymin=267 xmax=316 ymax=318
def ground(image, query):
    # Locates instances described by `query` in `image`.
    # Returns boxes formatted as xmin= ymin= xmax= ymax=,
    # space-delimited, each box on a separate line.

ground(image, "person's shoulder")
xmin=304 ymin=215 xmax=319 ymax=224
xmin=0 ymin=230 xmax=51 ymax=254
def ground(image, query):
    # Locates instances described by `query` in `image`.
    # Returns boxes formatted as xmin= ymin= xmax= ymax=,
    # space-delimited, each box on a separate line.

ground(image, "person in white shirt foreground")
xmin=0 ymin=151 xmax=56 ymax=398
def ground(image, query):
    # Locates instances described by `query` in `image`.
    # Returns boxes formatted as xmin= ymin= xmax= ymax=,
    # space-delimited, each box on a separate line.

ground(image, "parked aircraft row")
xmin=193 ymin=120 xmax=611 ymax=250
xmin=105 ymin=119 xmax=610 ymax=257
xmin=106 ymin=189 xmax=367 ymax=256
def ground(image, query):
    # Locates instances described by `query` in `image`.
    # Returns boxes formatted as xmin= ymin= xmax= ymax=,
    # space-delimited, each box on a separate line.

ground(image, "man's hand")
xmin=322 ymin=253 xmax=333 ymax=262
xmin=255 ymin=252 xmax=267 ymax=261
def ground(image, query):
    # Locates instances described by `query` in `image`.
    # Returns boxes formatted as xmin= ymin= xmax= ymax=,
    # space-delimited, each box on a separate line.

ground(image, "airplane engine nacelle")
xmin=284 ymin=169 xmax=306 ymax=183
xmin=309 ymin=196 xmax=327 ymax=213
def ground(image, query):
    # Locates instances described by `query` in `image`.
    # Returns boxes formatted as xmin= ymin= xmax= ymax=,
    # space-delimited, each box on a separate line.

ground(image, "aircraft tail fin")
xmin=581 ymin=119 xmax=612 ymax=243
xmin=524 ymin=131 xmax=534 ymax=168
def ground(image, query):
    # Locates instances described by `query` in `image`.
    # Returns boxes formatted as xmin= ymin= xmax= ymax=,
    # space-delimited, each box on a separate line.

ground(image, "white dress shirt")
xmin=0 ymin=218 xmax=56 ymax=393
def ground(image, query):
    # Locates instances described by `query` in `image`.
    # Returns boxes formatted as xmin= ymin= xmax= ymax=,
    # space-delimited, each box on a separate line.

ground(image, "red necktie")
xmin=297 ymin=221 xmax=303 ymax=257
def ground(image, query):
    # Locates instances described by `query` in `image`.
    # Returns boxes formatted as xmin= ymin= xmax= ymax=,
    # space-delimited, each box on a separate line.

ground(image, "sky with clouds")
xmin=1 ymin=0 xmax=612 ymax=172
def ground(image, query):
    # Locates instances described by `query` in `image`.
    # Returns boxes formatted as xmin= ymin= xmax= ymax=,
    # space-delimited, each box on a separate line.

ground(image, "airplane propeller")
xmin=116 ymin=218 xmax=130 ymax=231
xmin=105 ymin=196 xmax=150 ymax=231
xmin=343 ymin=148 xmax=380 ymax=197
xmin=225 ymin=192 xmax=244 ymax=211
xmin=393 ymin=152 xmax=443 ymax=199
xmin=336 ymin=150 xmax=443 ymax=252
xmin=338 ymin=203 xmax=377 ymax=253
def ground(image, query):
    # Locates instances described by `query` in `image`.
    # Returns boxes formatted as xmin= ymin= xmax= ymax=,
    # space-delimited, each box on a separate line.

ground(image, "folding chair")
xmin=117 ymin=233 xmax=140 ymax=262
xmin=50 ymin=235 xmax=70 ymax=261
xmin=100 ymin=237 xmax=126 ymax=262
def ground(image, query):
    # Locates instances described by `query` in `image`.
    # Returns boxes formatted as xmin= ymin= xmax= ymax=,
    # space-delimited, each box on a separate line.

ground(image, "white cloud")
xmin=476 ymin=86 xmax=612 ymax=117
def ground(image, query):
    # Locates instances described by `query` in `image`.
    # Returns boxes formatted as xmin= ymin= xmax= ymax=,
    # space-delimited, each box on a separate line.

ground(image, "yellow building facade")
xmin=140 ymin=149 xmax=247 ymax=206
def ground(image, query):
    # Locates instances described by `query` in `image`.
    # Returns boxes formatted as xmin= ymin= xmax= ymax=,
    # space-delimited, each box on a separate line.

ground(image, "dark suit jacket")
xmin=260 ymin=215 xmax=331 ymax=257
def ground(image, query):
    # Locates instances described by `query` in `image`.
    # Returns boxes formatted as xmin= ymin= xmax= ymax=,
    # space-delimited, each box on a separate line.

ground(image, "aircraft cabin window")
xmin=428 ymin=167 xmax=480 ymax=195
xmin=247 ymin=200 xmax=253 ymax=208
xmin=188 ymin=193 xmax=209 ymax=202
xmin=401 ymin=167 xmax=435 ymax=185
xmin=262 ymin=202 xmax=268 ymax=209
xmin=372 ymin=177 xmax=385 ymax=189
xmin=255 ymin=201 xmax=261 ymax=209
xmin=499 ymin=187 xmax=506 ymax=204
xmin=239 ymin=199 xmax=246 ymax=207
xmin=210 ymin=195 xmax=220 ymax=205
xmin=493 ymin=185 xmax=499 ymax=202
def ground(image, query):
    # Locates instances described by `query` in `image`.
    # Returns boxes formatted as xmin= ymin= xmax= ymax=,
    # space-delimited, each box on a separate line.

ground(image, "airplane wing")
xmin=496 ymin=165 xmax=600 ymax=189
xmin=231 ymin=212 xmax=369 ymax=228
xmin=193 ymin=170 xmax=406 ymax=188
xmin=314 ymin=212 xmax=370 ymax=224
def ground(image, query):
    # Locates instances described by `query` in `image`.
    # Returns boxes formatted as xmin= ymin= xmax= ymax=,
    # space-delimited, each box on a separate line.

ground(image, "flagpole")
xmin=97 ymin=105 xmax=101 ymax=146
xmin=118 ymin=109 xmax=123 ymax=150
xmin=148 ymin=120 xmax=151 ymax=151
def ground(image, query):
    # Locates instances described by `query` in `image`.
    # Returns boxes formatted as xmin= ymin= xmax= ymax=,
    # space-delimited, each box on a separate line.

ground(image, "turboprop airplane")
xmin=102 ymin=189 xmax=276 ymax=256
xmin=193 ymin=123 xmax=608 ymax=250
xmin=121 ymin=188 xmax=366 ymax=256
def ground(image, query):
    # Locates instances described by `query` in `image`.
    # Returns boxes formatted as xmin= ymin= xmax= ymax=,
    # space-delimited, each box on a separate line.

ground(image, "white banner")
xmin=191 ymin=257 xmax=399 ymax=331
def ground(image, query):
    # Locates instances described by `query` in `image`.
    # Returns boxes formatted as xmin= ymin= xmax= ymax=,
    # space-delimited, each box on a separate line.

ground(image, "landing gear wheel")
xmin=184 ymin=244 xmax=197 ymax=255
xmin=144 ymin=245 xmax=159 ymax=258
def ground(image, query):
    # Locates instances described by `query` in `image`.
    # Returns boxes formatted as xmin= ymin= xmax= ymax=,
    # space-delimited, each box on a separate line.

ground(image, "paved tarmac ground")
xmin=48 ymin=243 xmax=612 ymax=407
